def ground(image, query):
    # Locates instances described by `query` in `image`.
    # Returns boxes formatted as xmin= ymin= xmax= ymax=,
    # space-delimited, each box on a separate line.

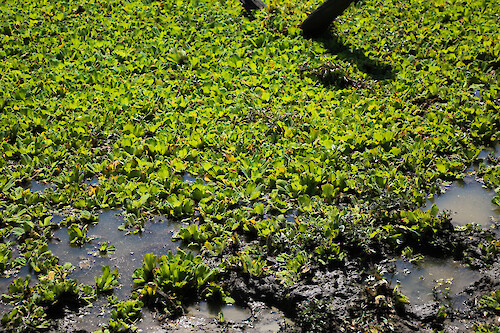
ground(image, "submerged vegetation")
xmin=0 ymin=0 xmax=499 ymax=331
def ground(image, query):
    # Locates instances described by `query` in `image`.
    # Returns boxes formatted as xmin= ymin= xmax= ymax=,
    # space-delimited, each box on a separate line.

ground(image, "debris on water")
xmin=384 ymin=257 xmax=480 ymax=308
xmin=47 ymin=210 xmax=180 ymax=299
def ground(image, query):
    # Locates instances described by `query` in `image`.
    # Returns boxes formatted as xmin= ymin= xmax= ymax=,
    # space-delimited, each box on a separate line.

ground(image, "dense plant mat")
xmin=0 ymin=0 xmax=499 ymax=331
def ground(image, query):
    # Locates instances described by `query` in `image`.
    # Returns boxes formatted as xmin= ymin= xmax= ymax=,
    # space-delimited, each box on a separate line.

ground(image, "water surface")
xmin=48 ymin=210 xmax=179 ymax=299
xmin=187 ymin=301 xmax=251 ymax=322
xmin=385 ymin=257 xmax=480 ymax=307
xmin=426 ymin=176 xmax=500 ymax=228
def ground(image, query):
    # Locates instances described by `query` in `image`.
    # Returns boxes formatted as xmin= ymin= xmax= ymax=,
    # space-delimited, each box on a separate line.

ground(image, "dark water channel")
xmin=28 ymin=180 xmax=56 ymax=193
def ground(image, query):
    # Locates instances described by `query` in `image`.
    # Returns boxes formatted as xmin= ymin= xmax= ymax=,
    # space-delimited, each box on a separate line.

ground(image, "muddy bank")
xmin=56 ymin=300 xmax=295 ymax=333
xmin=220 ymin=228 xmax=500 ymax=332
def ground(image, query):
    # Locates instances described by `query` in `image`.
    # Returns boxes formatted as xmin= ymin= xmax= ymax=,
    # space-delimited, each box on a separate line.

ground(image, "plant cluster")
xmin=0 ymin=0 xmax=499 ymax=330
xmin=132 ymin=251 xmax=229 ymax=315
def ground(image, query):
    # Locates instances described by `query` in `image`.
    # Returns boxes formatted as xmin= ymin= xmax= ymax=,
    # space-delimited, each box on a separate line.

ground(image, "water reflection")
xmin=182 ymin=173 xmax=205 ymax=184
xmin=84 ymin=177 xmax=100 ymax=186
xmin=48 ymin=210 xmax=180 ymax=299
xmin=187 ymin=301 xmax=251 ymax=322
xmin=28 ymin=180 xmax=56 ymax=193
xmin=0 ymin=265 xmax=35 ymax=314
xmin=175 ymin=301 xmax=290 ymax=332
xmin=426 ymin=176 xmax=500 ymax=228
xmin=285 ymin=209 xmax=298 ymax=223
xmin=56 ymin=297 xmax=111 ymax=332
xmin=477 ymin=143 xmax=500 ymax=161
xmin=385 ymin=257 xmax=480 ymax=307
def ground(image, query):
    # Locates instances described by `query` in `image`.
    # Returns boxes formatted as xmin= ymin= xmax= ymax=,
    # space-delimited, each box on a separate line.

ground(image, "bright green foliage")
xmin=67 ymin=223 xmax=92 ymax=246
xmin=1 ymin=264 xmax=80 ymax=332
xmin=479 ymin=290 xmax=500 ymax=314
xmin=133 ymin=251 xmax=225 ymax=310
xmin=97 ymin=299 xmax=143 ymax=333
xmin=0 ymin=0 xmax=499 ymax=328
xmin=95 ymin=265 xmax=120 ymax=293
xmin=479 ymin=238 xmax=500 ymax=263
xmin=1 ymin=301 xmax=50 ymax=333
xmin=0 ymin=244 xmax=12 ymax=274
xmin=478 ymin=157 xmax=500 ymax=208
xmin=98 ymin=242 xmax=116 ymax=255
xmin=174 ymin=224 xmax=210 ymax=245
xmin=132 ymin=253 xmax=157 ymax=285
xmin=474 ymin=324 xmax=500 ymax=333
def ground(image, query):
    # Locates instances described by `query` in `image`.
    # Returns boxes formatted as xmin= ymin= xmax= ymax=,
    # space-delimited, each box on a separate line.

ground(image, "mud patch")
xmin=56 ymin=297 xmax=111 ymax=333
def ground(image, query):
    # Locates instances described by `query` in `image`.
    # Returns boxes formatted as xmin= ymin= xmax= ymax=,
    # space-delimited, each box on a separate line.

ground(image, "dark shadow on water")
xmin=286 ymin=209 xmax=298 ymax=223
xmin=311 ymin=32 xmax=395 ymax=82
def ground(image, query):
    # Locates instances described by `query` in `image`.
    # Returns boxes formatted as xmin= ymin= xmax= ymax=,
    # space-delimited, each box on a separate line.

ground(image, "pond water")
xmin=0 ymin=208 xmax=292 ymax=331
xmin=385 ymin=257 xmax=480 ymax=307
xmin=64 ymin=301 xmax=288 ymax=333
xmin=167 ymin=301 xmax=290 ymax=333
xmin=48 ymin=209 xmax=180 ymax=299
xmin=84 ymin=177 xmax=100 ymax=186
xmin=285 ymin=209 xmax=298 ymax=223
xmin=187 ymin=301 xmax=251 ymax=322
xmin=28 ymin=180 xmax=56 ymax=192
xmin=425 ymin=144 xmax=500 ymax=229
xmin=0 ymin=265 xmax=34 ymax=314
xmin=426 ymin=176 xmax=500 ymax=228
xmin=476 ymin=143 xmax=500 ymax=162
xmin=56 ymin=297 xmax=111 ymax=332
xmin=183 ymin=172 xmax=205 ymax=184
xmin=0 ymin=210 xmax=181 ymax=328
